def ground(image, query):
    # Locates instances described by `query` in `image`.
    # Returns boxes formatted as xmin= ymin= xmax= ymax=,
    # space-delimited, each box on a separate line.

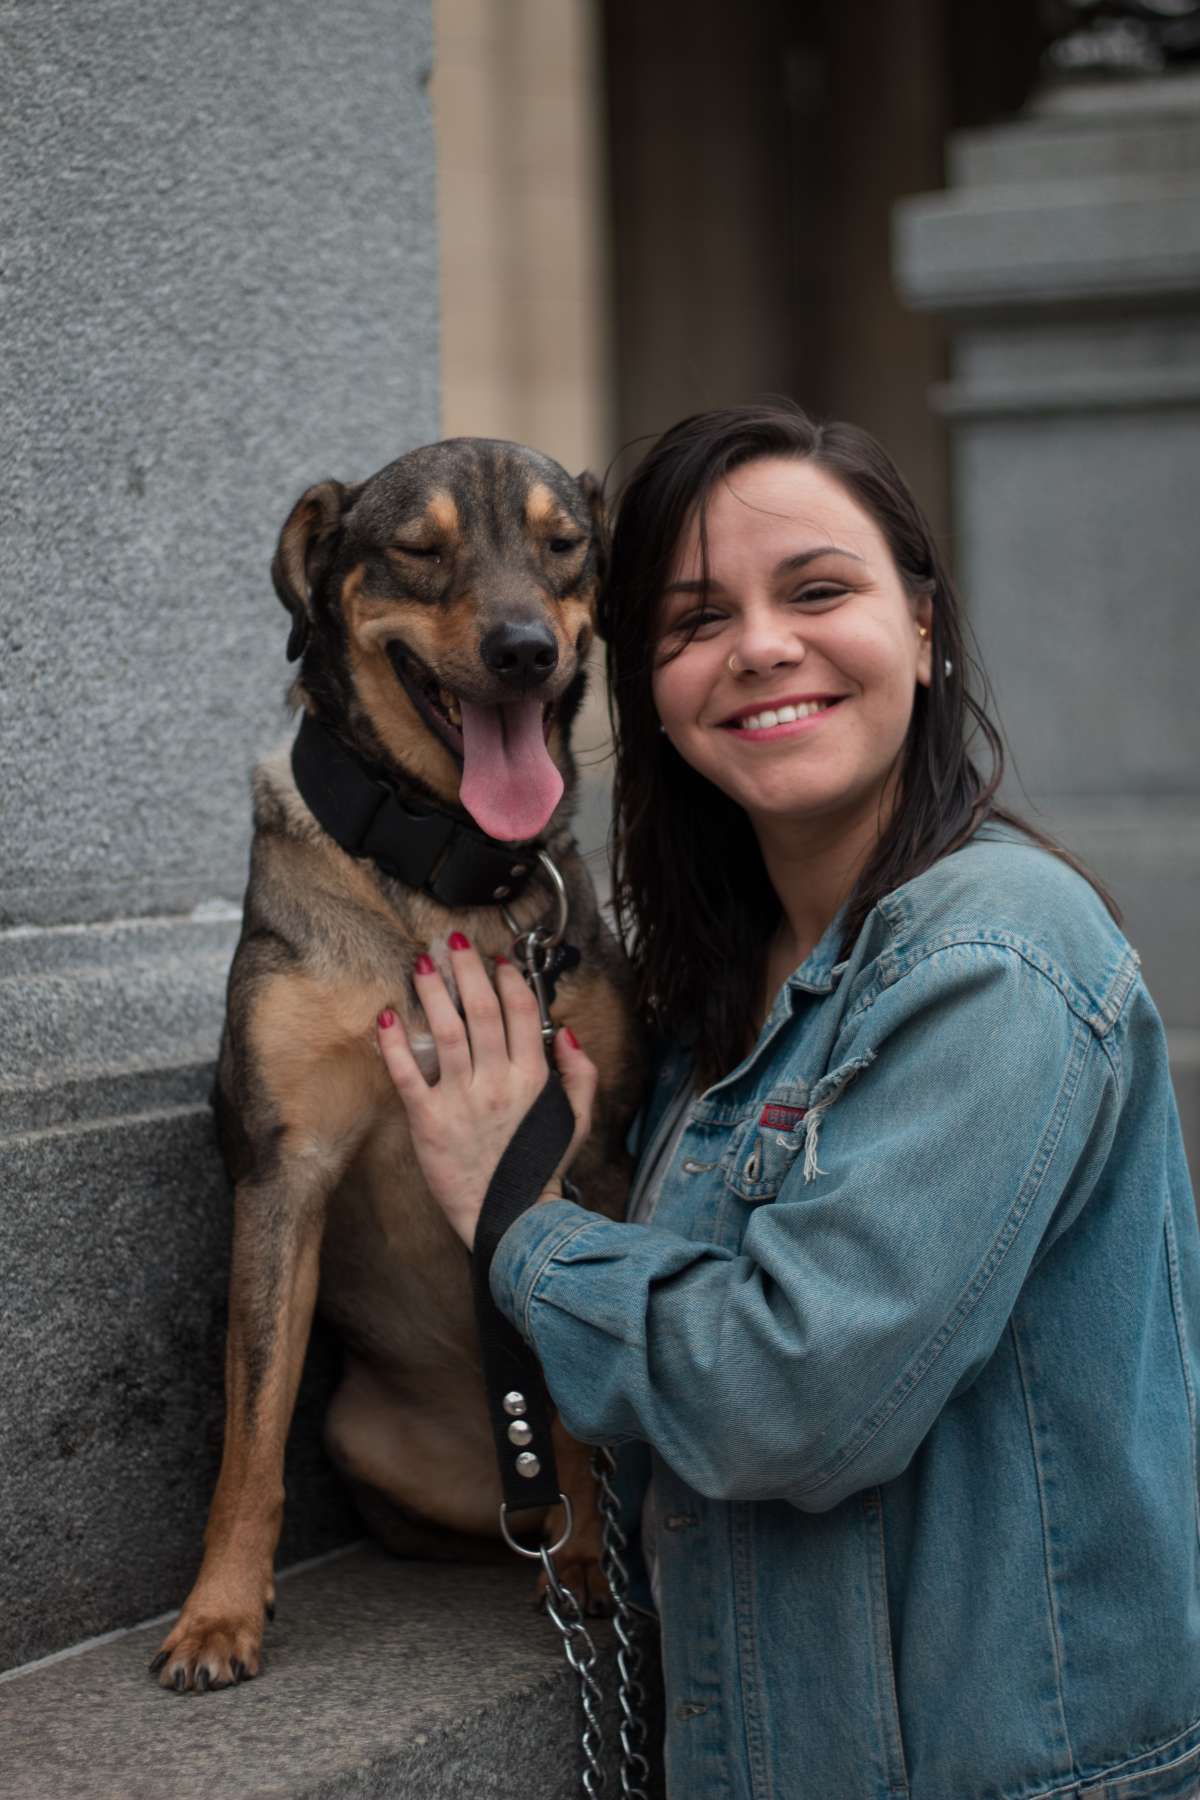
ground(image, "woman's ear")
xmin=270 ymin=479 xmax=360 ymax=662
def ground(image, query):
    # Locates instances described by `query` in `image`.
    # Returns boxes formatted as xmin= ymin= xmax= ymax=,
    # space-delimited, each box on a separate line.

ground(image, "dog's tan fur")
xmin=153 ymin=439 xmax=641 ymax=1692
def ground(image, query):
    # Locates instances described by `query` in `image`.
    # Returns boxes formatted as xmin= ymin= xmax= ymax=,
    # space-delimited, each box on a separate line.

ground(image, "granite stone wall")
xmin=1 ymin=0 xmax=439 ymax=1666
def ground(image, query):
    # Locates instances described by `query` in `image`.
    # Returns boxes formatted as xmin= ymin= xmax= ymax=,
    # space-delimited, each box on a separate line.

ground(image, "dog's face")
xmin=272 ymin=438 xmax=608 ymax=843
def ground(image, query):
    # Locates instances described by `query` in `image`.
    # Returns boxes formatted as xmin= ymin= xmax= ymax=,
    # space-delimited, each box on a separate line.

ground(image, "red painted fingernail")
xmin=448 ymin=931 xmax=470 ymax=951
xmin=495 ymin=954 xmax=510 ymax=967
xmin=377 ymin=1008 xmax=396 ymax=1030
xmin=563 ymin=1026 xmax=579 ymax=1049
xmin=414 ymin=953 xmax=435 ymax=976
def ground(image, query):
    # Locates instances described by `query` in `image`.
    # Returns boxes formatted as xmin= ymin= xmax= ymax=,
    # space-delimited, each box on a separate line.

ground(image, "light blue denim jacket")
xmin=490 ymin=832 xmax=1200 ymax=1800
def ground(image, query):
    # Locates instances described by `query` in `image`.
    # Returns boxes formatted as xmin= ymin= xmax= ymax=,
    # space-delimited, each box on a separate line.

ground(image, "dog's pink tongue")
xmin=459 ymin=697 xmax=563 ymax=841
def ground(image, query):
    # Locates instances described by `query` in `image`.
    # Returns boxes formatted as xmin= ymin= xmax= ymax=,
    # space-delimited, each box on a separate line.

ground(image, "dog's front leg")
xmin=151 ymin=1176 xmax=326 ymax=1691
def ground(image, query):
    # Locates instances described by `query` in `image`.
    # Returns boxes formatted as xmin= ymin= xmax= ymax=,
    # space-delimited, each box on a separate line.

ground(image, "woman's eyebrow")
xmin=775 ymin=545 xmax=866 ymax=576
xmin=662 ymin=545 xmax=866 ymax=599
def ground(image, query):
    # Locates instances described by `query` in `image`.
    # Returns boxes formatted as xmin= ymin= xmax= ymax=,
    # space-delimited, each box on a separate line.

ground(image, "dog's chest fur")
xmin=218 ymin=744 xmax=638 ymax=1392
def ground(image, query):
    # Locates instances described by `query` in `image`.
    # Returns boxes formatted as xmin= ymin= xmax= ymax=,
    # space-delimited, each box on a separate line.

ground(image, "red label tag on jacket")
xmin=759 ymin=1102 xmax=806 ymax=1131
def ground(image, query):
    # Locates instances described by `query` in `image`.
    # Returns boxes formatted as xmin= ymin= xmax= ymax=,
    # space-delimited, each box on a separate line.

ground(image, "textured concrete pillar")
xmin=1 ymin=0 xmax=438 ymax=1661
xmin=895 ymin=73 xmax=1200 ymax=1171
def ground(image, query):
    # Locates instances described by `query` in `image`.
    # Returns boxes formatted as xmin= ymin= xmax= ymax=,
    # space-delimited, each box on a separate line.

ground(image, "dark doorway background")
xmin=602 ymin=0 xmax=1046 ymax=550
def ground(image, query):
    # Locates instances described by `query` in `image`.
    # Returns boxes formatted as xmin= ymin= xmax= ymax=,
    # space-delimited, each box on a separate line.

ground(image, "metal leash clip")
xmin=504 ymin=849 xmax=570 ymax=1047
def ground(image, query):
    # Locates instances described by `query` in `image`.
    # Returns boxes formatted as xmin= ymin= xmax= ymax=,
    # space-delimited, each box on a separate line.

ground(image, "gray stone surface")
xmin=0 ymin=1104 xmax=358 ymax=1669
xmin=0 ymin=909 xmax=241 ymax=1131
xmin=0 ymin=1548 xmax=665 ymax=1799
xmin=896 ymin=75 xmax=1200 ymax=312
xmin=895 ymin=75 xmax=1200 ymax=1182
xmin=950 ymin=72 xmax=1200 ymax=187
xmin=0 ymin=0 xmax=454 ymax=1732
xmin=956 ymin=410 xmax=1198 ymax=798
xmin=1 ymin=0 xmax=439 ymax=930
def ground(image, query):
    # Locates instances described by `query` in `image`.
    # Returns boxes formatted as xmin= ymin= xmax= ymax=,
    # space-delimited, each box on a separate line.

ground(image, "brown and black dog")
xmin=152 ymin=438 xmax=642 ymax=1692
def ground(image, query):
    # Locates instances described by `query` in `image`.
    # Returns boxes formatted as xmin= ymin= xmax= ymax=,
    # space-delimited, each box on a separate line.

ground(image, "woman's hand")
xmin=376 ymin=934 xmax=597 ymax=1249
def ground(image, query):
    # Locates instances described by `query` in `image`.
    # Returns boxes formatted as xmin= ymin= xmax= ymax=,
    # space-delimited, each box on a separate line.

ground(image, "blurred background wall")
xmin=432 ymin=0 xmax=1200 ymax=1173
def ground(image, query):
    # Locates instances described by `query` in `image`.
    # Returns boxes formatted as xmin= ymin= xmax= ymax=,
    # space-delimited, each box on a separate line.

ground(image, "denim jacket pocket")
xmin=723 ymin=1082 xmax=813 ymax=1202
xmin=724 ymin=1053 xmax=877 ymax=1202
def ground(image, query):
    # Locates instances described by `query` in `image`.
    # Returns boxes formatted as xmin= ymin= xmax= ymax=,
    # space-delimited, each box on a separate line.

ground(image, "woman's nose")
xmin=731 ymin=610 xmax=806 ymax=676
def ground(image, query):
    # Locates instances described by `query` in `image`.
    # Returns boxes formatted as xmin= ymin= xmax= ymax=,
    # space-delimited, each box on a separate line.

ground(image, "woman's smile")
xmin=718 ymin=693 xmax=847 ymax=739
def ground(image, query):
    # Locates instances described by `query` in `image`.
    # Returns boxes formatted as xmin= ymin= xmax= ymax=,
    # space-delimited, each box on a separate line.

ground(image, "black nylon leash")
xmin=470 ymin=1073 xmax=576 ymax=1515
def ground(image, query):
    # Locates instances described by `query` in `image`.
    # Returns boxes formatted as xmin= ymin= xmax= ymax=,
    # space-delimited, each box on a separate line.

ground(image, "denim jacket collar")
xmin=785 ymin=906 xmax=851 ymax=996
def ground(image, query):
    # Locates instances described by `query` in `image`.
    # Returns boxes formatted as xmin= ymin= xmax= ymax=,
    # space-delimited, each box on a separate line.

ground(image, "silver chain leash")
xmin=592 ymin=1446 xmax=651 ymax=1800
xmin=538 ymin=1542 xmax=609 ymax=1797
xmin=515 ymin=1453 xmax=650 ymax=1800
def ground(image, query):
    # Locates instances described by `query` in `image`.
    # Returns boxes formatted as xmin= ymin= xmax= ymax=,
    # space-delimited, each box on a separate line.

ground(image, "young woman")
xmin=377 ymin=403 xmax=1200 ymax=1800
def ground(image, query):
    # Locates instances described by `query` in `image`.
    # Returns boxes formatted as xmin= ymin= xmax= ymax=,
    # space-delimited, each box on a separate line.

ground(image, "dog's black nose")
xmin=480 ymin=621 xmax=559 ymax=689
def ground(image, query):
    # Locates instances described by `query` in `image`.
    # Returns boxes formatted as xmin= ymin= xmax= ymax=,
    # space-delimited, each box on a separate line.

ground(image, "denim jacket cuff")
xmin=488 ymin=1198 xmax=598 ymax=1340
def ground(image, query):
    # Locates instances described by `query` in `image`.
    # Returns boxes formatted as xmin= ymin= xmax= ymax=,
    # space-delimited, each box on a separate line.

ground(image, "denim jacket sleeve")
xmin=489 ymin=941 xmax=1121 ymax=1510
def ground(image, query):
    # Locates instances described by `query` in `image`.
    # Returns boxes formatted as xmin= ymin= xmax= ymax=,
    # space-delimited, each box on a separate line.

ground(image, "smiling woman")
xmin=377 ymin=401 xmax=1200 ymax=1800
xmin=653 ymin=459 xmax=932 ymax=892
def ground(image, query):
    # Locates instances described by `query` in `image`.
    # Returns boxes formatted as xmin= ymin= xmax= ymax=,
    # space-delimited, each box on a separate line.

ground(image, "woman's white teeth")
xmin=738 ymin=700 xmax=832 ymax=730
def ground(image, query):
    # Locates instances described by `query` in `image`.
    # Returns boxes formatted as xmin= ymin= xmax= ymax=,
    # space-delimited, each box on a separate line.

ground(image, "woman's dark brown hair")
xmin=603 ymin=400 xmax=1115 ymax=1086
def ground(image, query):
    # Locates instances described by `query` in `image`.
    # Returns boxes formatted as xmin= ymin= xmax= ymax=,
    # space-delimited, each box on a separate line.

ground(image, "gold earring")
xmin=917 ymin=626 xmax=929 ymax=639
xmin=728 ymin=653 xmax=741 ymax=674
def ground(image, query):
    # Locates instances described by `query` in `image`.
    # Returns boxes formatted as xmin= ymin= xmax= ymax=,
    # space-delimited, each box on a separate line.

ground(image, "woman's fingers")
xmin=411 ymin=954 xmax=473 ymax=1079
xmin=448 ymin=933 xmax=507 ymax=1060
xmin=495 ymin=955 xmax=547 ymax=1067
xmin=376 ymin=1007 xmax=431 ymax=1099
xmin=553 ymin=1025 xmax=598 ymax=1166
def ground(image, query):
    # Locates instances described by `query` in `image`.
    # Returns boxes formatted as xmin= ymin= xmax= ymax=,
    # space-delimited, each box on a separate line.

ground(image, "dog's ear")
xmin=574 ymin=469 xmax=610 ymax=635
xmin=575 ymin=467 xmax=610 ymax=579
xmin=271 ymin=480 xmax=360 ymax=662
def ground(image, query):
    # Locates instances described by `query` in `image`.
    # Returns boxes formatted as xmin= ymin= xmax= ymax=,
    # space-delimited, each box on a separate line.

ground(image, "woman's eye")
xmin=548 ymin=537 xmax=584 ymax=555
xmin=790 ymin=583 xmax=846 ymax=606
xmin=668 ymin=608 xmax=724 ymax=637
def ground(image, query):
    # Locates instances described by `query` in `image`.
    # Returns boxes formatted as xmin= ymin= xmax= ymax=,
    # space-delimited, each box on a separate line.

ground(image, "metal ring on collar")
xmin=500 ymin=1491 xmax=574 ymax=1559
xmin=502 ymin=847 xmax=569 ymax=947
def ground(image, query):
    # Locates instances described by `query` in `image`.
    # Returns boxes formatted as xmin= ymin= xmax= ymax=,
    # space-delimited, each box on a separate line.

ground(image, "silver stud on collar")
xmin=516 ymin=1451 xmax=541 ymax=1479
xmin=507 ymin=1419 xmax=533 ymax=1446
xmin=503 ymin=1391 xmax=527 ymax=1416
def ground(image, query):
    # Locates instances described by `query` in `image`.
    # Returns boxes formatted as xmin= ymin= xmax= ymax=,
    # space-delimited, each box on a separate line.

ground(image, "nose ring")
xmin=728 ymin=653 xmax=741 ymax=674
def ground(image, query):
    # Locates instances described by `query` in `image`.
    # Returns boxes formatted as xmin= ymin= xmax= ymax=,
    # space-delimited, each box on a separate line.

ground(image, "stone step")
xmin=0 ymin=1545 xmax=663 ymax=1799
xmin=0 ymin=908 xmax=240 ymax=1134
xmin=0 ymin=1098 xmax=358 ymax=1670
xmin=950 ymin=72 xmax=1200 ymax=189
xmin=0 ymin=907 xmax=359 ymax=1666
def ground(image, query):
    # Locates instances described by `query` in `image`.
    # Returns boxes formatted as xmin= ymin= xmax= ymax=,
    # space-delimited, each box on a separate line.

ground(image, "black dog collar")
xmin=291 ymin=710 xmax=541 ymax=909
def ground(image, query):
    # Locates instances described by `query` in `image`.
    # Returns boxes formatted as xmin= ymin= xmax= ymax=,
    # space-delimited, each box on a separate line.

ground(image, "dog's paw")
xmin=148 ymin=1604 xmax=269 ymax=1694
xmin=535 ymin=1551 xmax=613 ymax=1620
